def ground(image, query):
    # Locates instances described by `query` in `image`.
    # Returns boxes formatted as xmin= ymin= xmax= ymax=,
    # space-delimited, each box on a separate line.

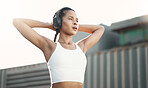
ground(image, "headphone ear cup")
xmin=53 ymin=17 xmax=58 ymax=29
xmin=53 ymin=16 xmax=62 ymax=30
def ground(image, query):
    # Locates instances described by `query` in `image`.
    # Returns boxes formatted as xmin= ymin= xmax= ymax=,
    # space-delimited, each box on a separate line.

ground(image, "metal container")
xmin=83 ymin=42 xmax=148 ymax=88
xmin=0 ymin=63 xmax=51 ymax=88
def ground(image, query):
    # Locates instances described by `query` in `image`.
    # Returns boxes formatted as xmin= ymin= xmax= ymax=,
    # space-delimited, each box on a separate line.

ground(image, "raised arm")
xmin=13 ymin=18 xmax=55 ymax=51
xmin=77 ymin=24 xmax=105 ymax=53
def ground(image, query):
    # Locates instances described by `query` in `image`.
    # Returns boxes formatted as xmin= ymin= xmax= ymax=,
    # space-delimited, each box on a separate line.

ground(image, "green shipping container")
xmin=120 ymin=27 xmax=145 ymax=45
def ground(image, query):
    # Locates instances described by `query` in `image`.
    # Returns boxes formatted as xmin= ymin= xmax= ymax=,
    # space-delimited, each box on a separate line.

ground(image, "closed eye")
xmin=68 ymin=18 xmax=73 ymax=20
xmin=68 ymin=16 xmax=78 ymax=23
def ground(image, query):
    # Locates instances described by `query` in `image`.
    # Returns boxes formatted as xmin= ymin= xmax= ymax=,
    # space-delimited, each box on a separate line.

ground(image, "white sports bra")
xmin=47 ymin=42 xmax=87 ymax=84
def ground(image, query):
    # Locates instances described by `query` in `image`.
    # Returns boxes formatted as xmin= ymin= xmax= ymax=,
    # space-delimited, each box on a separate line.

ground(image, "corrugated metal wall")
xmin=4 ymin=63 xmax=51 ymax=88
xmin=0 ymin=70 xmax=6 ymax=88
xmin=83 ymin=42 xmax=148 ymax=88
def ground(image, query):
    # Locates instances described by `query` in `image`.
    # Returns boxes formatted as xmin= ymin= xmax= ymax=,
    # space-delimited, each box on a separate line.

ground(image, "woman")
xmin=13 ymin=7 xmax=104 ymax=88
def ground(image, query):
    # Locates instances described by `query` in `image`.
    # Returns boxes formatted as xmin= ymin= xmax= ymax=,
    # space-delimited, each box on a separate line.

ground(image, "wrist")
xmin=47 ymin=22 xmax=55 ymax=31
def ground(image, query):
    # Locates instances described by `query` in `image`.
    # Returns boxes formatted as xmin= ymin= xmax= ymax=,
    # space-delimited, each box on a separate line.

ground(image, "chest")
xmin=60 ymin=43 xmax=76 ymax=50
xmin=49 ymin=49 xmax=87 ymax=69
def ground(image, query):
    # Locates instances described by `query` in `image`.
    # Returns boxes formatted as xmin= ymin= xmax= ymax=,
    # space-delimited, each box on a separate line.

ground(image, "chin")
xmin=71 ymin=31 xmax=77 ymax=35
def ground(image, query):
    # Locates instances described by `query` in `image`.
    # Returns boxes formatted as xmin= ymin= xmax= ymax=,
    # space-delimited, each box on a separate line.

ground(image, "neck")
xmin=58 ymin=34 xmax=73 ymax=44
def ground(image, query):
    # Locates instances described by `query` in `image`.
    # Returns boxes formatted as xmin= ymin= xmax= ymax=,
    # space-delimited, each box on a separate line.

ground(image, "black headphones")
xmin=53 ymin=10 xmax=62 ymax=32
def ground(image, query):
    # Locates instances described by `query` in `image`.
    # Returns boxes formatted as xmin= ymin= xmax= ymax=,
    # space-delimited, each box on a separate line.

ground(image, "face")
xmin=60 ymin=10 xmax=79 ymax=35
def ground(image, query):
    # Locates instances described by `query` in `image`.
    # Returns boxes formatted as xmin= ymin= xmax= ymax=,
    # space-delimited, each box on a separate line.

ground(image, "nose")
xmin=73 ymin=21 xmax=78 ymax=25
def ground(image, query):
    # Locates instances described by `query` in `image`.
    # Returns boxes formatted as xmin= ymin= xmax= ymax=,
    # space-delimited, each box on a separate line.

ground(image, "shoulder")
xmin=40 ymin=36 xmax=56 ymax=56
xmin=76 ymin=41 xmax=86 ymax=53
xmin=41 ymin=36 xmax=56 ymax=51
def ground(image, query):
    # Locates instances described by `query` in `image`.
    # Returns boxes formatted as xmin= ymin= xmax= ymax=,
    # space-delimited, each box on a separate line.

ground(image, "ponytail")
xmin=54 ymin=29 xmax=60 ymax=42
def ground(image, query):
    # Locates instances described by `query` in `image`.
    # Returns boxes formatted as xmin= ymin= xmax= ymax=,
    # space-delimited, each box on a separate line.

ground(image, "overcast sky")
xmin=0 ymin=0 xmax=148 ymax=69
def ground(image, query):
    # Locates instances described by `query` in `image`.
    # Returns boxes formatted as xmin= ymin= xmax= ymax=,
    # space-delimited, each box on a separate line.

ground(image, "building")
xmin=110 ymin=15 xmax=148 ymax=46
xmin=83 ymin=15 xmax=148 ymax=88
xmin=0 ymin=63 xmax=51 ymax=88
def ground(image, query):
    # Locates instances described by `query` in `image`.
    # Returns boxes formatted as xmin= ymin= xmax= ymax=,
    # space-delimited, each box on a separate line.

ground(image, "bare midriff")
xmin=51 ymin=81 xmax=83 ymax=88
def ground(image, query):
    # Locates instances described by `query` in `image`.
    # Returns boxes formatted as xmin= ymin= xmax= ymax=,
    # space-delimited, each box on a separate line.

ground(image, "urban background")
xmin=0 ymin=15 xmax=148 ymax=88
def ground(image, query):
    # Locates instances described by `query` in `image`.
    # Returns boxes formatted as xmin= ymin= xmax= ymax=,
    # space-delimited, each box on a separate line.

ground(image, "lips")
xmin=72 ymin=27 xmax=77 ymax=31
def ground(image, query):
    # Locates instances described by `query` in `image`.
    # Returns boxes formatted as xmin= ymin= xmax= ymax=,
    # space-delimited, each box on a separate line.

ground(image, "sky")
xmin=0 ymin=0 xmax=148 ymax=69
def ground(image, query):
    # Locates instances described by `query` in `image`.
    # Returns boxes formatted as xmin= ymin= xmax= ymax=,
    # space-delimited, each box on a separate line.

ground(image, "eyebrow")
xmin=68 ymin=16 xmax=78 ymax=20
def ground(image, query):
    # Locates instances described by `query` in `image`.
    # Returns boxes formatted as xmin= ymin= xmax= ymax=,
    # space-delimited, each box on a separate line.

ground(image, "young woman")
xmin=13 ymin=7 xmax=105 ymax=88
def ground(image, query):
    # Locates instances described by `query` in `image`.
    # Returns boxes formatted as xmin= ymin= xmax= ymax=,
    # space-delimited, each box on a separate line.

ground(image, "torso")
xmin=43 ymin=39 xmax=85 ymax=88
xmin=44 ymin=40 xmax=83 ymax=62
xmin=51 ymin=82 xmax=83 ymax=88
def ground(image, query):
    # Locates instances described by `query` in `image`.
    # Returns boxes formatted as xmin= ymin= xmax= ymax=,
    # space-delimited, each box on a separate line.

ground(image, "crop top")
xmin=47 ymin=42 xmax=87 ymax=84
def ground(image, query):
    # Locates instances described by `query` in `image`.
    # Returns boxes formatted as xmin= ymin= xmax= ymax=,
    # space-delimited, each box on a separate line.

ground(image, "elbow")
xmin=13 ymin=18 xmax=24 ymax=27
xmin=99 ymin=25 xmax=105 ymax=31
xmin=13 ymin=18 xmax=20 ymax=26
xmin=98 ymin=25 xmax=105 ymax=33
xmin=93 ymin=25 xmax=105 ymax=33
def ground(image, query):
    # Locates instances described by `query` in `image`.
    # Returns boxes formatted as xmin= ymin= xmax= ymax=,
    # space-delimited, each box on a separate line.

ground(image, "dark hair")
xmin=53 ymin=7 xmax=75 ymax=42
